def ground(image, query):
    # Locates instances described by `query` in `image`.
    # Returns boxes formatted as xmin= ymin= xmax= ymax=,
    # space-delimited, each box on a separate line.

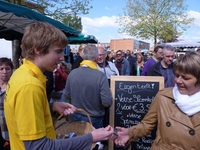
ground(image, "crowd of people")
xmin=0 ymin=21 xmax=200 ymax=150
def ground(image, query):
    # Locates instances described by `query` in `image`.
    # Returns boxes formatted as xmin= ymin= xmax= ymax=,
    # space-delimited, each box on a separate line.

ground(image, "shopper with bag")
xmin=4 ymin=22 xmax=114 ymax=150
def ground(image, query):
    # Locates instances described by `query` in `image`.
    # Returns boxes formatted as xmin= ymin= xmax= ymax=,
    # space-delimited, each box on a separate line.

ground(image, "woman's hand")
xmin=111 ymin=127 xmax=130 ymax=147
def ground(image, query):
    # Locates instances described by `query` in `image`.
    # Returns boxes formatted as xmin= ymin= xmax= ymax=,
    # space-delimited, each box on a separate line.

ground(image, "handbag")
xmin=54 ymin=108 xmax=96 ymax=149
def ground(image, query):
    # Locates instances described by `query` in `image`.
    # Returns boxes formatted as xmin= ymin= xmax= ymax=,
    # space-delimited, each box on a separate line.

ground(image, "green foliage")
xmin=117 ymin=0 xmax=194 ymax=46
xmin=158 ymin=22 xmax=180 ymax=43
xmin=26 ymin=0 xmax=93 ymax=20
xmin=62 ymin=15 xmax=83 ymax=32
xmin=5 ymin=0 xmax=23 ymax=4
xmin=5 ymin=0 xmax=92 ymax=30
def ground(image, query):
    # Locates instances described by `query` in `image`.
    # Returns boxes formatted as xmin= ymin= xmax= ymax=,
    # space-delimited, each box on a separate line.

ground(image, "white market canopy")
xmin=157 ymin=42 xmax=200 ymax=48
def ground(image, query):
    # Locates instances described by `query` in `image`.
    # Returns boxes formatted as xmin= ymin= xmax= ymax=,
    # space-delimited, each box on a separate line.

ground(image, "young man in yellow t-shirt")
xmin=4 ymin=22 xmax=114 ymax=150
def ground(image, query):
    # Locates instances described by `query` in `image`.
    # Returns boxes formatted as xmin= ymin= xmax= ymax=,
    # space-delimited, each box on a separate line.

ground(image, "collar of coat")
xmin=159 ymin=88 xmax=200 ymax=128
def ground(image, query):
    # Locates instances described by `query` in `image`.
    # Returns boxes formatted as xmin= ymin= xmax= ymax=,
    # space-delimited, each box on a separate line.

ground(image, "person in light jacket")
xmin=112 ymin=51 xmax=200 ymax=150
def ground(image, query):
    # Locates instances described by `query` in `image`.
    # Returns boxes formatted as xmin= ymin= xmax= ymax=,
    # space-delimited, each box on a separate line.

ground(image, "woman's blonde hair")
xmin=78 ymin=44 xmax=86 ymax=53
xmin=136 ymin=53 xmax=144 ymax=64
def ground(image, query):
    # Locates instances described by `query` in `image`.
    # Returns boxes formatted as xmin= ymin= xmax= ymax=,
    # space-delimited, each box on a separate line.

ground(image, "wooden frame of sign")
xmin=109 ymin=76 xmax=164 ymax=150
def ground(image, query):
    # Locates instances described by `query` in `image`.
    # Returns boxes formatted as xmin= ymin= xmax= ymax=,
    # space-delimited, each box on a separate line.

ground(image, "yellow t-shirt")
xmin=4 ymin=59 xmax=55 ymax=150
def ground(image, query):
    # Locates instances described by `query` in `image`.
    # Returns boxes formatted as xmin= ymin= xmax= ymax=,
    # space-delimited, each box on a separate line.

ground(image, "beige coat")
xmin=128 ymin=88 xmax=200 ymax=150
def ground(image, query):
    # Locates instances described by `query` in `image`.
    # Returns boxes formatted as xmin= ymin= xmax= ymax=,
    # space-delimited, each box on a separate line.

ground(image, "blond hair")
xmin=21 ymin=22 xmax=68 ymax=60
xmin=78 ymin=44 xmax=86 ymax=53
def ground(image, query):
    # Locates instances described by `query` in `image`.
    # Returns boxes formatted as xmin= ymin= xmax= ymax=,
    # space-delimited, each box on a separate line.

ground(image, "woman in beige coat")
xmin=113 ymin=51 xmax=200 ymax=150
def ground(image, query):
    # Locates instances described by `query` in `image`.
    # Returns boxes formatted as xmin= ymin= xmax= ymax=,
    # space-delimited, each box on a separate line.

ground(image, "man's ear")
xmin=161 ymin=53 xmax=164 ymax=58
xmin=94 ymin=56 xmax=98 ymax=63
xmin=105 ymin=53 xmax=108 ymax=59
xmin=33 ymin=48 xmax=40 ymax=55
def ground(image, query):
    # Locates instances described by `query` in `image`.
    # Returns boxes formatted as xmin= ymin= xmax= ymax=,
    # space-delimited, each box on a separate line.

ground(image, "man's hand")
xmin=53 ymin=102 xmax=77 ymax=115
xmin=91 ymin=125 xmax=114 ymax=143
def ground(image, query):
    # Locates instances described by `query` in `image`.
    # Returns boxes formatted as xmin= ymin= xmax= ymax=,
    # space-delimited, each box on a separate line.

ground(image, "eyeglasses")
xmin=116 ymin=53 xmax=122 ymax=56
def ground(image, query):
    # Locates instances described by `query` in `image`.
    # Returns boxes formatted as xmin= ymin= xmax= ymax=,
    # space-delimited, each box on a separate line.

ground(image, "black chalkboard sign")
xmin=109 ymin=76 xmax=164 ymax=150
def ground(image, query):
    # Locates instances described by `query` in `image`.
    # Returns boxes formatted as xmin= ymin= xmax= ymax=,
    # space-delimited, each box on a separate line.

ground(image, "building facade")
xmin=110 ymin=38 xmax=150 ymax=53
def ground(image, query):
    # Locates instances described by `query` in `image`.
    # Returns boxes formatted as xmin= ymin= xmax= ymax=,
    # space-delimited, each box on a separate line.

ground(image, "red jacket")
xmin=55 ymin=66 xmax=67 ymax=91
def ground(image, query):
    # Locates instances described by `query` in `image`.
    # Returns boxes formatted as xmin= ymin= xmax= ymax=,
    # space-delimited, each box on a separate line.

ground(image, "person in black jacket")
xmin=71 ymin=44 xmax=85 ymax=70
xmin=147 ymin=45 xmax=175 ymax=87
xmin=69 ymin=49 xmax=74 ymax=65
xmin=43 ymin=71 xmax=54 ymax=102
xmin=125 ymin=49 xmax=136 ymax=75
